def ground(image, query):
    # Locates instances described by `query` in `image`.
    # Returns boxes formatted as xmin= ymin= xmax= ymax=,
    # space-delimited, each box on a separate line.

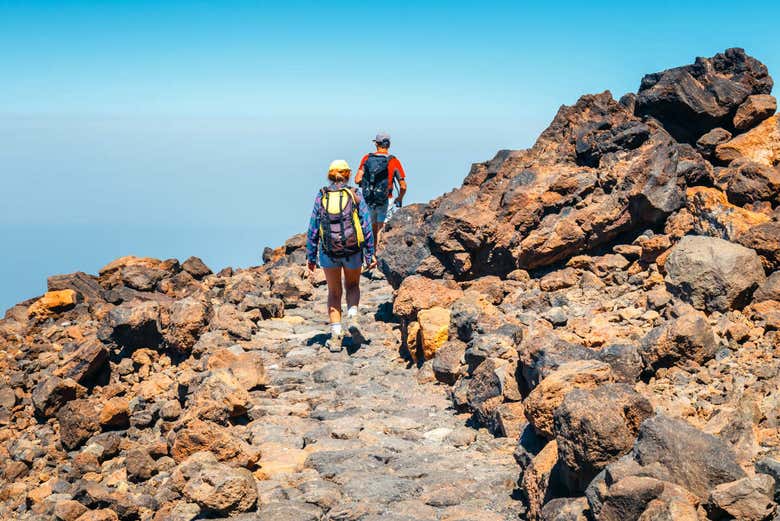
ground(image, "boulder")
xmin=28 ymin=289 xmax=81 ymax=319
xmin=554 ymin=384 xmax=653 ymax=490
xmin=639 ymin=311 xmax=717 ymax=371
xmin=466 ymin=357 xmax=520 ymax=423
xmin=521 ymin=439 xmax=563 ymax=521
xmin=32 ymin=376 xmax=82 ymax=418
xmin=47 ymin=272 xmax=103 ymax=302
xmin=707 ymin=475 xmax=776 ymax=521
xmin=222 ymin=271 xmax=270 ymax=304
xmin=636 ymin=47 xmax=773 ymax=143
xmin=206 ymin=347 xmax=268 ymax=390
xmin=723 ymin=160 xmax=780 ymax=206
xmin=417 ymin=306 xmax=451 ymax=360
xmin=631 ymin=415 xmax=747 ymax=498
xmin=524 ymin=360 xmax=613 ymax=438
xmin=161 ymin=297 xmax=209 ymax=353
xmin=57 ymin=399 xmax=100 ymax=450
xmin=733 ymin=94 xmax=778 ymax=131
xmin=716 ymin=115 xmax=780 ymax=166
xmin=238 ymin=294 xmax=284 ymax=319
xmin=664 ymin=235 xmax=766 ymax=312
xmin=170 ymin=419 xmax=259 ymax=467
xmin=98 ymin=396 xmax=130 ymax=428
xmin=737 ymin=221 xmax=780 ymax=271
xmin=102 ymin=300 xmax=164 ymax=349
xmin=126 ymin=447 xmax=156 ymax=482
xmin=270 ymin=266 xmax=314 ymax=306
xmin=98 ymin=256 xmax=179 ymax=289
xmin=172 ymin=451 xmax=257 ymax=515
xmin=209 ymin=304 xmax=254 ymax=340
xmin=121 ymin=265 xmax=167 ymax=292
xmin=597 ymin=475 xmax=666 ymax=521
xmin=754 ymin=272 xmax=780 ymax=302
xmin=686 ymin=186 xmax=770 ymax=241
xmin=54 ymin=340 xmax=109 ymax=386
xmin=181 ymin=256 xmax=212 ymax=279
xmin=431 ymin=340 xmax=466 ymax=385
xmin=696 ymin=127 xmax=732 ymax=160
xmin=518 ymin=326 xmax=600 ymax=391
xmin=540 ymin=497 xmax=589 ymax=521
xmin=188 ymin=370 xmax=251 ymax=422
xmin=393 ymin=275 xmax=463 ymax=319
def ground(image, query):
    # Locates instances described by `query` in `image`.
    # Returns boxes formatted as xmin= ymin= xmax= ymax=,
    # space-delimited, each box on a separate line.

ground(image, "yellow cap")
xmin=328 ymin=159 xmax=351 ymax=171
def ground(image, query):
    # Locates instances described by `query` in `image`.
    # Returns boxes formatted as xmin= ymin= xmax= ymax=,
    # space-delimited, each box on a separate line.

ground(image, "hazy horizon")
xmin=2 ymin=1 xmax=779 ymax=311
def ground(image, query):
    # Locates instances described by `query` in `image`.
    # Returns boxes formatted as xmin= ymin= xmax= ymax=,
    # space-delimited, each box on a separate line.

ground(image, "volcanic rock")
xmin=554 ymin=384 xmax=653 ymax=490
xmin=717 ymin=114 xmax=780 ymax=166
xmin=664 ymin=235 xmax=766 ymax=312
xmin=734 ymin=94 xmax=777 ymax=131
xmin=524 ymin=360 xmax=613 ymax=439
xmin=737 ymin=221 xmax=780 ymax=271
xmin=636 ymin=47 xmax=773 ymax=143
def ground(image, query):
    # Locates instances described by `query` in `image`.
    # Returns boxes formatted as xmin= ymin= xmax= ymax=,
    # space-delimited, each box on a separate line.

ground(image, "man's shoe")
xmin=326 ymin=331 xmax=344 ymax=352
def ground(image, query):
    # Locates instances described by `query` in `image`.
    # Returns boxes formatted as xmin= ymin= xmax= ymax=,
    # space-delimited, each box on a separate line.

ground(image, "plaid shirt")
xmin=306 ymin=183 xmax=375 ymax=265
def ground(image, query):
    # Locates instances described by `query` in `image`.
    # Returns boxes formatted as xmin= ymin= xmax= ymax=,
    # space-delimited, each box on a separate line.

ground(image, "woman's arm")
xmin=305 ymin=193 xmax=322 ymax=266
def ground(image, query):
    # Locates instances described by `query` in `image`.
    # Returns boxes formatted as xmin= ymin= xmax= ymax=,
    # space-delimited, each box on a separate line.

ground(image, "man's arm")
xmin=390 ymin=157 xmax=407 ymax=203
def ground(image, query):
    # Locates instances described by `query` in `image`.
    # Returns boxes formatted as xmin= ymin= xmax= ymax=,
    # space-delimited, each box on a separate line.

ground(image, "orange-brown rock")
xmin=27 ymin=289 xmax=80 ymax=319
xmin=98 ymin=397 xmax=130 ymax=428
xmin=393 ymin=275 xmax=463 ymax=319
xmin=716 ymin=115 xmax=780 ymax=166
xmin=170 ymin=419 xmax=259 ymax=467
xmin=206 ymin=348 xmax=267 ymax=390
xmin=417 ymin=307 xmax=451 ymax=361
xmin=524 ymin=360 xmax=613 ymax=438
xmin=686 ymin=186 xmax=770 ymax=241
xmin=521 ymin=439 xmax=560 ymax=521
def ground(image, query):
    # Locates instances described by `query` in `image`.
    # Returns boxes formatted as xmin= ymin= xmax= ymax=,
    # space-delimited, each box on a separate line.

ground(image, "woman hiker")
xmin=306 ymin=159 xmax=376 ymax=352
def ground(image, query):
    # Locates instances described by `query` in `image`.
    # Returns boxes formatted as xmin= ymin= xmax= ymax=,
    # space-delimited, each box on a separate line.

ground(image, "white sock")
xmin=330 ymin=323 xmax=342 ymax=336
xmin=347 ymin=306 xmax=358 ymax=318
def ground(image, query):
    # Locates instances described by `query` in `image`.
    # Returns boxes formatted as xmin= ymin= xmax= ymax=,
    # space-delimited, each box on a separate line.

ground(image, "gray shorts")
xmin=369 ymin=201 xmax=389 ymax=224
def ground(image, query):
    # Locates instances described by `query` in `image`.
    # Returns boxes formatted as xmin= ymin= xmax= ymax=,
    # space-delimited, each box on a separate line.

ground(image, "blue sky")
xmin=1 ymin=0 xmax=779 ymax=310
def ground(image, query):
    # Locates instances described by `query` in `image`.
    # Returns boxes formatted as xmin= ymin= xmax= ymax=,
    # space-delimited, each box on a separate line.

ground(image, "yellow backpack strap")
xmin=346 ymin=188 xmax=365 ymax=247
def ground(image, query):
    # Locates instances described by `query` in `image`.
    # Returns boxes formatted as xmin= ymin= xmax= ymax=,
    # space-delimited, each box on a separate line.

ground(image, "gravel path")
xmin=246 ymin=275 xmax=522 ymax=520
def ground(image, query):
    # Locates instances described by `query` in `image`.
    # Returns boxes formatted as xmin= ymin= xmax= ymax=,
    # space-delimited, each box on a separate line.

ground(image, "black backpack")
xmin=360 ymin=154 xmax=394 ymax=206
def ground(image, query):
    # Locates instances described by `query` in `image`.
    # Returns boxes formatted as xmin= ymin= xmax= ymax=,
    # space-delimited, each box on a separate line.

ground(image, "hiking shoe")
xmin=347 ymin=315 xmax=367 ymax=346
xmin=326 ymin=331 xmax=344 ymax=352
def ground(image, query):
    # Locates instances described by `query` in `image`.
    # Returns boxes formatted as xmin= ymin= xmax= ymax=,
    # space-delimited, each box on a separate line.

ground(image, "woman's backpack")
xmin=318 ymin=187 xmax=365 ymax=258
xmin=360 ymin=154 xmax=394 ymax=206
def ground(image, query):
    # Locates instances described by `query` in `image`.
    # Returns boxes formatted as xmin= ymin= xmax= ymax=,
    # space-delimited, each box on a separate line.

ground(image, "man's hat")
xmin=373 ymin=132 xmax=391 ymax=145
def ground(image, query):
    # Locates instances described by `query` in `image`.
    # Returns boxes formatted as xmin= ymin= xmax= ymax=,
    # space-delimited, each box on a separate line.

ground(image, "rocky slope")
xmin=1 ymin=47 xmax=779 ymax=521
xmin=382 ymin=47 xmax=780 ymax=520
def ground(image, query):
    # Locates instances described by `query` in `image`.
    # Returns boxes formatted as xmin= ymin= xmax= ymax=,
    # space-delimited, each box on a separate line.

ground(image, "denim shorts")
xmin=318 ymin=250 xmax=363 ymax=270
xmin=369 ymin=201 xmax=389 ymax=223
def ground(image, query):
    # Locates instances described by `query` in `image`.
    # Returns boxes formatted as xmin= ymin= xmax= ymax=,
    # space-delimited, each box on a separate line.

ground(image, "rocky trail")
xmin=220 ymin=276 xmax=520 ymax=520
xmin=3 ymin=47 xmax=780 ymax=521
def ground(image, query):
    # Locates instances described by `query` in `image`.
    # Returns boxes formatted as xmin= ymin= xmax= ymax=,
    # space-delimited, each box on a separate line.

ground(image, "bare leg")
xmin=343 ymin=266 xmax=362 ymax=310
xmin=323 ymin=267 xmax=343 ymax=325
xmin=373 ymin=221 xmax=385 ymax=251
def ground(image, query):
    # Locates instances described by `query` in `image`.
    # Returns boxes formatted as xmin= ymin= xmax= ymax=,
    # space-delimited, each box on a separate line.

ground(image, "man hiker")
xmin=355 ymin=132 xmax=407 ymax=249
